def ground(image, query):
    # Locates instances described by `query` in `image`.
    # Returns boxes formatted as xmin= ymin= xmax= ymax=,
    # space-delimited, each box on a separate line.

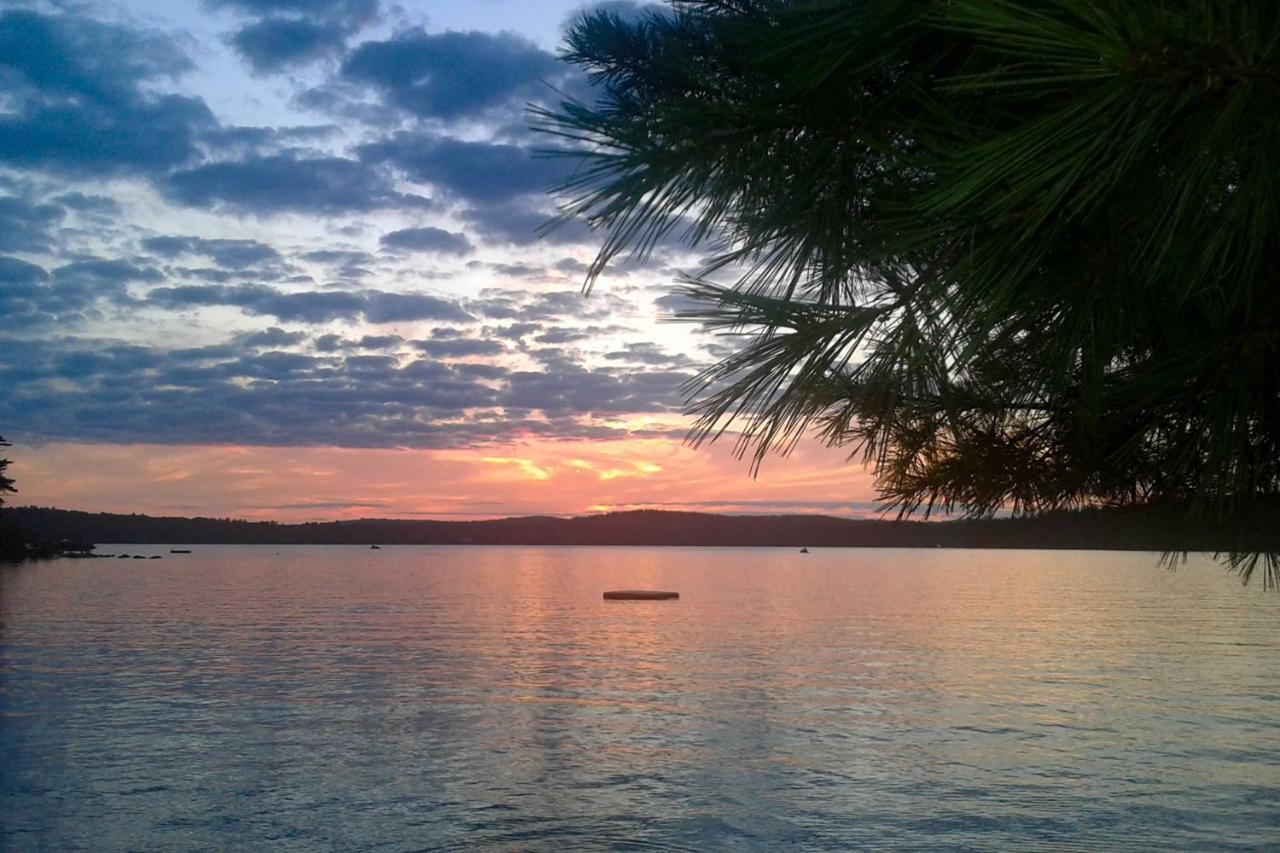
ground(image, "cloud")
xmin=497 ymin=363 xmax=688 ymax=417
xmin=146 ymin=283 xmax=471 ymax=324
xmin=209 ymin=0 xmax=379 ymax=26
xmin=563 ymin=1 xmax=662 ymax=29
xmin=603 ymin=341 xmax=693 ymax=367
xmin=0 ymin=9 xmax=190 ymax=95
xmin=362 ymin=292 xmax=471 ymax=324
xmin=52 ymin=193 xmax=121 ymax=216
xmin=493 ymin=322 xmax=540 ymax=340
xmin=301 ymin=249 xmax=375 ymax=266
xmin=0 ymin=256 xmax=161 ymax=326
xmin=470 ymin=289 xmax=621 ymax=322
xmin=356 ymin=334 xmax=403 ymax=350
xmin=0 ymin=0 xmax=705 ymax=467
xmin=341 ymin=29 xmax=560 ymax=120
xmin=535 ymin=328 xmax=592 ymax=345
xmin=0 ymin=337 xmax=503 ymax=448
xmin=0 ymin=256 xmax=48 ymax=285
xmin=554 ymin=257 xmax=590 ymax=274
xmin=0 ymin=10 xmax=214 ymax=175
xmin=653 ymin=291 xmax=705 ymax=316
xmin=483 ymin=262 xmax=544 ymax=279
xmin=0 ymin=195 xmax=65 ymax=253
xmin=164 ymin=153 xmax=433 ymax=214
xmin=53 ymin=259 xmax=163 ymax=285
xmin=0 ymin=331 xmax=691 ymax=449
xmin=461 ymin=200 xmax=594 ymax=246
xmin=230 ymin=17 xmax=348 ymax=72
xmin=359 ymin=133 xmax=569 ymax=203
xmin=238 ymin=326 xmax=308 ymax=348
xmin=143 ymin=235 xmax=282 ymax=268
xmin=471 ymin=289 xmax=634 ymax=323
xmin=380 ymin=226 xmax=473 ymax=255
xmin=413 ymin=338 xmax=505 ymax=358
xmin=201 ymin=123 xmax=340 ymax=156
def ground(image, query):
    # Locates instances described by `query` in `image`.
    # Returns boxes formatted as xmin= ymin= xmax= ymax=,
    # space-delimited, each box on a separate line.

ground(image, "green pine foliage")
xmin=535 ymin=0 xmax=1280 ymax=582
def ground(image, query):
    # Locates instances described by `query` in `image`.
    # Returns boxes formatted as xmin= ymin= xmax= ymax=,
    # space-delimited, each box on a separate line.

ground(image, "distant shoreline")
xmin=64 ymin=543 xmax=1219 ymax=554
xmin=4 ymin=505 xmax=1277 ymax=554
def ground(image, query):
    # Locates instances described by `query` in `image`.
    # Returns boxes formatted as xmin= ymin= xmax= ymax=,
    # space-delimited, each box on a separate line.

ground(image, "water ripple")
xmin=2 ymin=546 xmax=1278 ymax=850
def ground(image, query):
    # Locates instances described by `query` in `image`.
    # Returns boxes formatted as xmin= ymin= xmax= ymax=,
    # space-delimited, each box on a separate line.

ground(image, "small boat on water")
xmin=169 ymin=549 xmax=191 ymax=554
xmin=800 ymin=547 xmax=809 ymax=553
xmin=370 ymin=545 xmax=381 ymax=550
xmin=603 ymin=589 xmax=679 ymax=601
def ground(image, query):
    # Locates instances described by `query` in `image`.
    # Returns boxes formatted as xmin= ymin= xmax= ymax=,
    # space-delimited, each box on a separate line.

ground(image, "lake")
xmin=2 ymin=546 xmax=1278 ymax=850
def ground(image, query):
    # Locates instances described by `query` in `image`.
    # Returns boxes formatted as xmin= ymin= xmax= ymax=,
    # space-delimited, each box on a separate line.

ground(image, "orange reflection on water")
xmin=5 ymin=545 xmax=1280 ymax=849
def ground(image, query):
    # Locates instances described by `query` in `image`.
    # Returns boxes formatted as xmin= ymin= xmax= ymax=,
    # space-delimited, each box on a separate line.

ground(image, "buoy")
xmin=603 ymin=590 xmax=679 ymax=600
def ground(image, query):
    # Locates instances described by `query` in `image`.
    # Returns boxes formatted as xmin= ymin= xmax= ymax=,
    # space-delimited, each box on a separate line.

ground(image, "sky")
xmin=0 ymin=0 xmax=880 ymax=520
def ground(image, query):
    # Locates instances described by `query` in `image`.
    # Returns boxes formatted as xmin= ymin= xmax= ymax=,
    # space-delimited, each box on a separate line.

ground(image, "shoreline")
xmin=6 ymin=504 xmax=1277 ymax=555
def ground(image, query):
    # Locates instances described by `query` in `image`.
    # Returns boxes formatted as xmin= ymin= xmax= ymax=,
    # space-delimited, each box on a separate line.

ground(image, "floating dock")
xmin=603 ymin=590 xmax=679 ymax=601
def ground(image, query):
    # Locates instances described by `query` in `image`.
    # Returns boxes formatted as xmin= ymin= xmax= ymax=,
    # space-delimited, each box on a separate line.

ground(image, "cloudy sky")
xmin=1 ymin=0 xmax=878 ymax=520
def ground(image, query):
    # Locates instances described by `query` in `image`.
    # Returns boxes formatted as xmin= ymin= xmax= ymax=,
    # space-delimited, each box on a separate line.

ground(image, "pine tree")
xmin=536 ymin=0 xmax=1280 ymax=583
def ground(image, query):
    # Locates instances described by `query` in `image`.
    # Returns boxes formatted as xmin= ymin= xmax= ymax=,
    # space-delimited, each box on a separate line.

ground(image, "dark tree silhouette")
xmin=536 ymin=0 xmax=1280 ymax=584
xmin=0 ymin=435 xmax=14 ymax=507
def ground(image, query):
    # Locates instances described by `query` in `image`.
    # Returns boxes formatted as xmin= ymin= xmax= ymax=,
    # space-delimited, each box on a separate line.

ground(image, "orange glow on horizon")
xmin=12 ymin=434 xmax=882 ymax=523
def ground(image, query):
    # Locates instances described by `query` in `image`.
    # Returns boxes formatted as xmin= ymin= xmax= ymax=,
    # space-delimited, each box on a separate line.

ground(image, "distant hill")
xmin=4 ymin=505 xmax=1279 ymax=552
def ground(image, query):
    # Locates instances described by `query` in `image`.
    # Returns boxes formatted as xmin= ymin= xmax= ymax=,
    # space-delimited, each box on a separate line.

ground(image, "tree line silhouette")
xmin=5 ymin=504 xmax=1279 ymax=556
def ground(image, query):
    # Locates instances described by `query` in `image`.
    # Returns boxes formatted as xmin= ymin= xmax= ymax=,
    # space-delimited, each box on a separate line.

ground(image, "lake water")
xmin=2 ymin=546 xmax=1278 ymax=851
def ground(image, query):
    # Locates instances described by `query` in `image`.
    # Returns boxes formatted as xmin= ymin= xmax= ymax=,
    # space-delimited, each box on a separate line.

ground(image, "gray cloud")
xmin=230 ymin=17 xmax=348 ymax=72
xmin=604 ymin=341 xmax=694 ymax=367
xmin=147 ymin=283 xmax=471 ymax=325
xmin=201 ymin=123 xmax=341 ymax=156
xmin=341 ymin=29 xmax=561 ymax=120
xmin=143 ymin=235 xmax=282 ymax=268
xmin=0 ymin=256 xmax=47 ymax=285
xmin=210 ymin=0 xmax=379 ymax=25
xmin=497 ymin=364 xmax=687 ymax=417
xmin=0 ymin=256 xmax=160 ymax=327
xmin=535 ymin=328 xmax=592 ymax=345
xmin=0 ymin=1 xmax=699 ymax=459
xmin=0 ymin=332 xmax=688 ymax=448
xmin=54 ymin=259 xmax=163 ymax=286
xmin=413 ymin=338 xmax=505 ymax=358
xmin=0 ymin=10 xmax=214 ymax=175
xmin=464 ymin=201 xmax=596 ymax=247
xmin=300 ymin=249 xmax=375 ymax=266
xmin=358 ymin=133 xmax=570 ymax=204
xmin=165 ymin=153 xmax=433 ymax=214
xmin=0 ymin=195 xmax=64 ymax=253
xmin=380 ymin=226 xmax=473 ymax=255
xmin=238 ymin=326 xmax=308 ymax=348
xmin=52 ymin=192 xmax=121 ymax=216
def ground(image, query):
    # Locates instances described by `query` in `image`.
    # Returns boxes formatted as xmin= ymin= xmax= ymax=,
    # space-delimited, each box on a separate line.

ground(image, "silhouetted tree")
xmin=0 ymin=435 xmax=14 ymax=507
xmin=537 ymin=1 xmax=1280 ymax=583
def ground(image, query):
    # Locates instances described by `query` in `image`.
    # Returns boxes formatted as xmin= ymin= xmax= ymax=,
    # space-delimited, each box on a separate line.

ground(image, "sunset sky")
xmin=1 ymin=0 xmax=879 ymax=520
